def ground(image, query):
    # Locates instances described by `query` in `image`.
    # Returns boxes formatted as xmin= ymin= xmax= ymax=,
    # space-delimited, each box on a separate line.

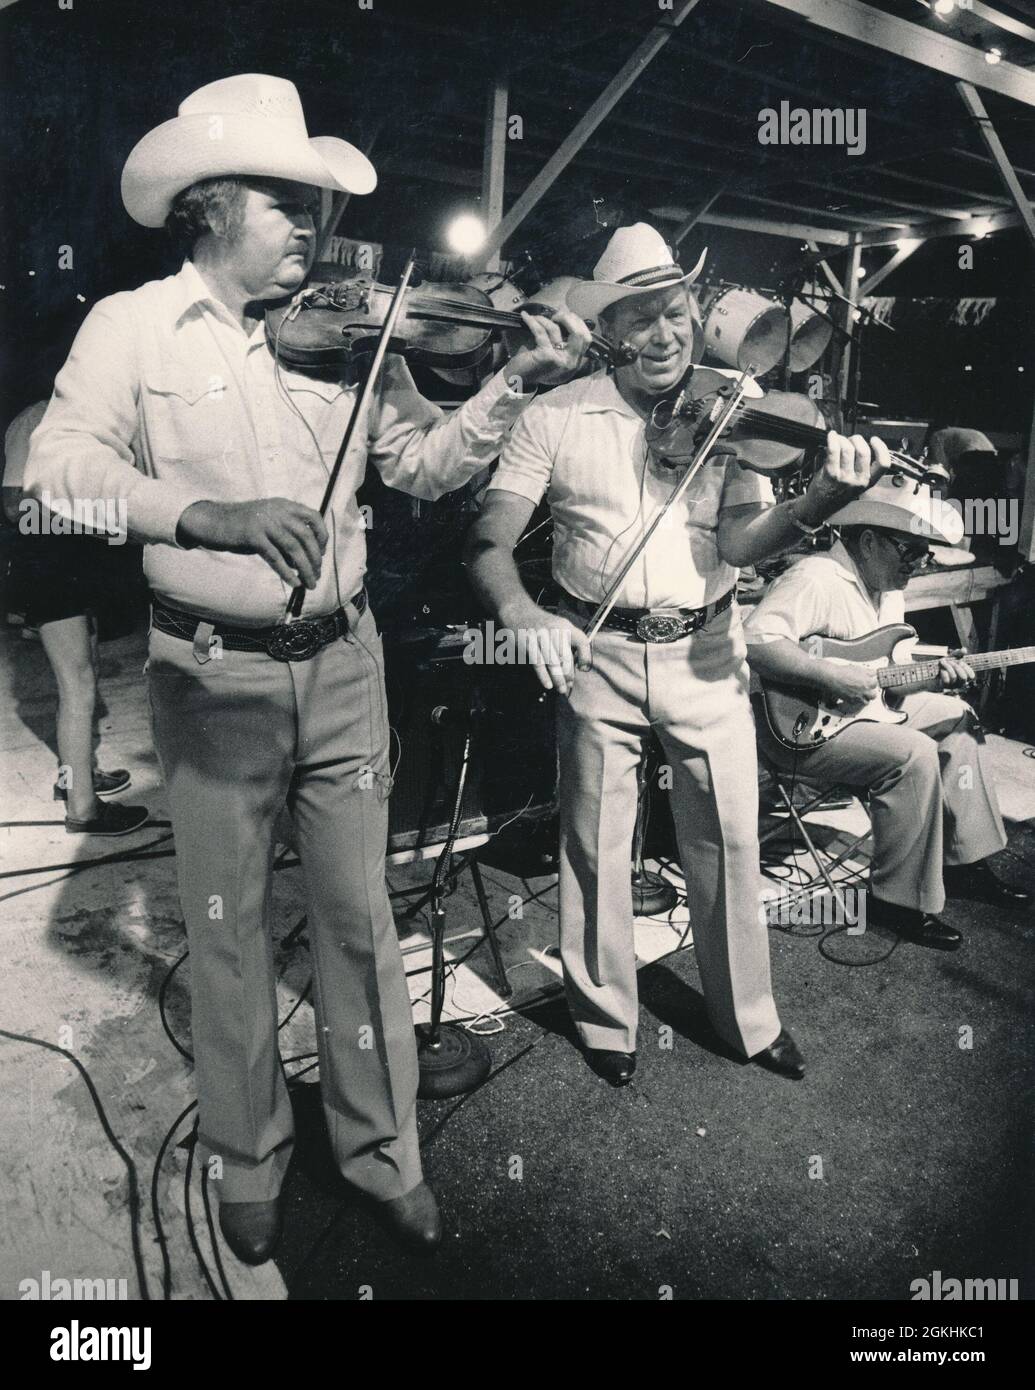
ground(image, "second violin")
xmin=266 ymin=274 xmax=636 ymax=374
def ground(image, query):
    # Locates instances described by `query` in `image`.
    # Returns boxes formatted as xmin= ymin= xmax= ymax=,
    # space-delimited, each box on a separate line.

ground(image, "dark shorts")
xmin=10 ymin=530 xmax=115 ymax=627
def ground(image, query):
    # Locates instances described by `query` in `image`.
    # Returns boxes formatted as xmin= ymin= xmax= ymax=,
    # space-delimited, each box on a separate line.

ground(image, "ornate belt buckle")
xmin=635 ymin=613 xmax=687 ymax=644
xmin=266 ymin=620 xmax=323 ymax=662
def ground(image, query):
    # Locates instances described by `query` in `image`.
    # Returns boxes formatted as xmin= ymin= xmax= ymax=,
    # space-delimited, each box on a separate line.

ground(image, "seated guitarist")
xmin=744 ymin=475 xmax=1029 ymax=950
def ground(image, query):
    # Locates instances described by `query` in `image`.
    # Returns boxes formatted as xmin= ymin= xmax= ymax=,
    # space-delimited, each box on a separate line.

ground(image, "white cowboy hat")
xmin=121 ymin=74 xmax=377 ymax=228
xmin=566 ymin=223 xmax=706 ymax=321
xmin=828 ymin=473 xmax=965 ymax=547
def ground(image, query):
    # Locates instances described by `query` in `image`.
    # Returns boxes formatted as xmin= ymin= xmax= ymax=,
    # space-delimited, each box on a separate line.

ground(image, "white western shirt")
xmin=25 ymin=260 xmax=530 ymax=625
xmin=742 ymin=538 xmax=905 ymax=648
xmin=487 ymin=369 xmax=774 ymax=609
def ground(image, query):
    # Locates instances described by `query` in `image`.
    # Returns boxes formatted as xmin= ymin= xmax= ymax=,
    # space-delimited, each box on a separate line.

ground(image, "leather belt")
xmin=559 ymin=586 xmax=734 ymax=643
xmin=151 ymin=589 xmax=367 ymax=662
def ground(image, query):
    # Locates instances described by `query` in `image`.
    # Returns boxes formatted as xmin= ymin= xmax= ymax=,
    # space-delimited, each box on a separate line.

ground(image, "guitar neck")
xmin=879 ymin=646 xmax=1035 ymax=690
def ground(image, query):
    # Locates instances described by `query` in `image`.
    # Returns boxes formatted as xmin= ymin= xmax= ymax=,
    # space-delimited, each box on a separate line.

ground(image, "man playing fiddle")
xmin=466 ymin=224 xmax=891 ymax=1086
xmin=26 ymin=74 xmax=590 ymax=1265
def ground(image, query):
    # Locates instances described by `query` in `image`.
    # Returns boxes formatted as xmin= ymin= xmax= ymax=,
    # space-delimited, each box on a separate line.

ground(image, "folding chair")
xmin=757 ymin=748 xmax=873 ymax=926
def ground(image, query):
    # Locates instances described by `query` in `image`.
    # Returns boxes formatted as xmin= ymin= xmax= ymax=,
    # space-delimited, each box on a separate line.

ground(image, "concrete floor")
xmin=1 ymin=621 xmax=1033 ymax=1301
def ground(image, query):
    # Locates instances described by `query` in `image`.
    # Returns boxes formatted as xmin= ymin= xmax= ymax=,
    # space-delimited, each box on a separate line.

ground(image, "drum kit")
xmin=698 ymin=282 xmax=833 ymax=377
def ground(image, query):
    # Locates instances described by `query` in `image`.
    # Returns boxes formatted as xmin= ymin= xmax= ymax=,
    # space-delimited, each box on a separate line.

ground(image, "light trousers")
xmin=557 ymin=603 xmax=782 ymax=1056
xmin=147 ymin=603 xmax=422 ymax=1203
xmin=758 ymin=690 xmax=1007 ymax=915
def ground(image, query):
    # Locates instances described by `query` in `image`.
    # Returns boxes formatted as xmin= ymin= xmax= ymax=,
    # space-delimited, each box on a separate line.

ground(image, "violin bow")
xmin=583 ymin=367 xmax=757 ymax=643
xmin=284 ymin=253 xmax=417 ymax=620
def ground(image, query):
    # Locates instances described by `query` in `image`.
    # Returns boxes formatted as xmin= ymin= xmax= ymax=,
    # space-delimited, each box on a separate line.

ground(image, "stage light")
xmin=985 ymin=48 xmax=1002 ymax=65
xmin=933 ymin=0 xmax=956 ymax=17
xmin=971 ymin=217 xmax=993 ymax=239
xmin=446 ymin=213 xmax=487 ymax=256
xmin=856 ymin=265 xmax=867 ymax=279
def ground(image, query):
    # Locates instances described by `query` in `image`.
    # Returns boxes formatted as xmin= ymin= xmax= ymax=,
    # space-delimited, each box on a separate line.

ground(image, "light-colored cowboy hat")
xmin=566 ymin=223 xmax=706 ymax=321
xmin=828 ymin=473 xmax=965 ymax=547
xmin=121 ymin=74 xmax=377 ymax=228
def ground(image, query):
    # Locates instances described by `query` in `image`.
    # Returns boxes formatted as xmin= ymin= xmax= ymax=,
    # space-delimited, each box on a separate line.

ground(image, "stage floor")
xmin=1 ymin=622 xmax=1033 ymax=1300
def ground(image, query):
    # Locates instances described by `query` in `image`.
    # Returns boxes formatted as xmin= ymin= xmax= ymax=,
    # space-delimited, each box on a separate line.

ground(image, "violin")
xmin=645 ymin=364 xmax=942 ymax=487
xmin=266 ymin=274 xmax=635 ymax=374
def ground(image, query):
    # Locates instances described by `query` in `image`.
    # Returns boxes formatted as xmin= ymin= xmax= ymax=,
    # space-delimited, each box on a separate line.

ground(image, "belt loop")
xmin=192 ymin=620 xmax=217 ymax=665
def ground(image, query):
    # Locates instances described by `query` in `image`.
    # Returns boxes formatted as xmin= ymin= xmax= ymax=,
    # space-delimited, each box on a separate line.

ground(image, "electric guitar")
xmin=758 ymin=623 xmax=1035 ymax=750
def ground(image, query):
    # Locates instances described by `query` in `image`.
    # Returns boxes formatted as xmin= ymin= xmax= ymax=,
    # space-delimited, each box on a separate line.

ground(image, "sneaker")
xmin=65 ymin=802 xmax=149 ymax=837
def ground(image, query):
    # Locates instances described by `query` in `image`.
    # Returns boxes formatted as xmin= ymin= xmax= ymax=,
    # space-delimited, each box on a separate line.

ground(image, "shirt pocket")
xmin=680 ymin=459 xmax=726 ymax=531
xmin=280 ymin=373 xmax=359 ymax=462
xmin=141 ymin=366 xmax=229 ymax=464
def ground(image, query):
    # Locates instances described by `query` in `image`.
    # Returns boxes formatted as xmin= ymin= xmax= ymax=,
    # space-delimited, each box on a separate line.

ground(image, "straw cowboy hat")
xmin=828 ymin=473 xmax=965 ymax=547
xmin=121 ymin=74 xmax=377 ymax=228
xmin=566 ymin=223 xmax=706 ymax=321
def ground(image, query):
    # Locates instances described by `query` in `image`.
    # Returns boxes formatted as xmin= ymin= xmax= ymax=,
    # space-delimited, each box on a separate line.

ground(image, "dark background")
xmin=1 ymin=0 xmax=1032 ymax=429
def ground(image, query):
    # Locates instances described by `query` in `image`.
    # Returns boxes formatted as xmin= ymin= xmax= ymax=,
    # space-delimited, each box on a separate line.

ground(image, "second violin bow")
xmin=284 ymin=252 xmax=417 ymax=620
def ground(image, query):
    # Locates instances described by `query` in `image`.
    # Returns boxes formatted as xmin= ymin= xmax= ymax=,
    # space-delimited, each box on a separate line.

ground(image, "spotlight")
xmin=446 ymin=213 xmax=487 ymax=256
xmin=933 ymin=0 xmax=956 ymax=17
xmin=855 ymin=265 xmax=867 ymax=279
xmin=971 ymin=217 xmax=993 ymax=239
xmin=985 ymin=48 xmax=1002 ymax=65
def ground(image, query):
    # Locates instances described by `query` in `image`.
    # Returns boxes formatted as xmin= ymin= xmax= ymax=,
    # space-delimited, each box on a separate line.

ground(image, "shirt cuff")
xmin=486 ymin=368 xmax=540 ymax=409
xmin=130 ymin=480 xmax=212 ymax=547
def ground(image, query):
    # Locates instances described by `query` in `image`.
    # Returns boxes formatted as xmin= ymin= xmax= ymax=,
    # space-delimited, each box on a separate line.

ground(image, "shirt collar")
xmin=172 ymin=259 xmax=220 ymax=323
xmin=579 ymin=370 xmax=643 ymax=419
xmin=827 ymin=537 xmax=881 ymax=605
xmin=172 ymin=259 xmax=267 ymax=343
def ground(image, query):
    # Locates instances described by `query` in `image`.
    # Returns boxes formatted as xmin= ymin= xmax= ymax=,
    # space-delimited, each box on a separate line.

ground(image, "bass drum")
xmin=788 ymin=298 xmax=834 ymax=372
xmin=703 ymin=287 xmax=789 ymax=375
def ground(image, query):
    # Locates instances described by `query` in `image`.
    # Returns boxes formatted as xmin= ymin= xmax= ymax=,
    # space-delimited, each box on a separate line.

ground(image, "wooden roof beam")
xmin=654 ymin=206 xmax=851 ymax=245
xmin=857 ymin=239 xmax=923 ymax=297
xmin=957 ymin=80 xmax=1035 ymax=253
xmin=752 ymin=0 xmax=1035 ymax=107
xmin=860 ymin=208 xmax=1020 ymax=247
xmin=470 ymin=0 xmax=704 ymax=269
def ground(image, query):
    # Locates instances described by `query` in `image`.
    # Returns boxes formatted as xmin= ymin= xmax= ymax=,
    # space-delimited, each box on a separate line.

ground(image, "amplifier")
xmin=383 ymin=628 xmax=557 ymax=855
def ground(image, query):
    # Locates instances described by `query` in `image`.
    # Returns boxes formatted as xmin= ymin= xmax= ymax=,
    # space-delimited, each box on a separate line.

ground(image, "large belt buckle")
xmin=635 ymin=612 xmax=687 ymax=644
xmin=266 ymin=619 xmax=324 ymax=662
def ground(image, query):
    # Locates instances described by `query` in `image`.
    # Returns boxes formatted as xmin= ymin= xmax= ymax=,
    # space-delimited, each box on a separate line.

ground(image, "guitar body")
xmin=760 ymin=624 xmax=919 ymax=750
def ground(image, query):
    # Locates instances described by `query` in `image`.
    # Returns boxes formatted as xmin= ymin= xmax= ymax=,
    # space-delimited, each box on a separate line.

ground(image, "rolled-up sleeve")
xmin=368 ymin=357 xmax=531 ymax=501
xmin=743 ymin=561 xmax=826 ymax=646
xmin=722 ymin=459 xmax=775 ymax=510
xmin=24 ymin=297 xmax=209 ymax=545
xmin=484 ymin=389 xmax=559 ymax=507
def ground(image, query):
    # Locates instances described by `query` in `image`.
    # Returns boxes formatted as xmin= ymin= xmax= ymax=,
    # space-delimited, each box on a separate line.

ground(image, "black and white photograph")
xmin=0 ymin=0 xmax=1033 ymax=1342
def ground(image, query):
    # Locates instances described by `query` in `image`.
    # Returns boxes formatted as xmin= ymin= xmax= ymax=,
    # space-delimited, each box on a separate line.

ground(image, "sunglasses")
xmin=881 ymin=533 xmax=932 ymax=569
